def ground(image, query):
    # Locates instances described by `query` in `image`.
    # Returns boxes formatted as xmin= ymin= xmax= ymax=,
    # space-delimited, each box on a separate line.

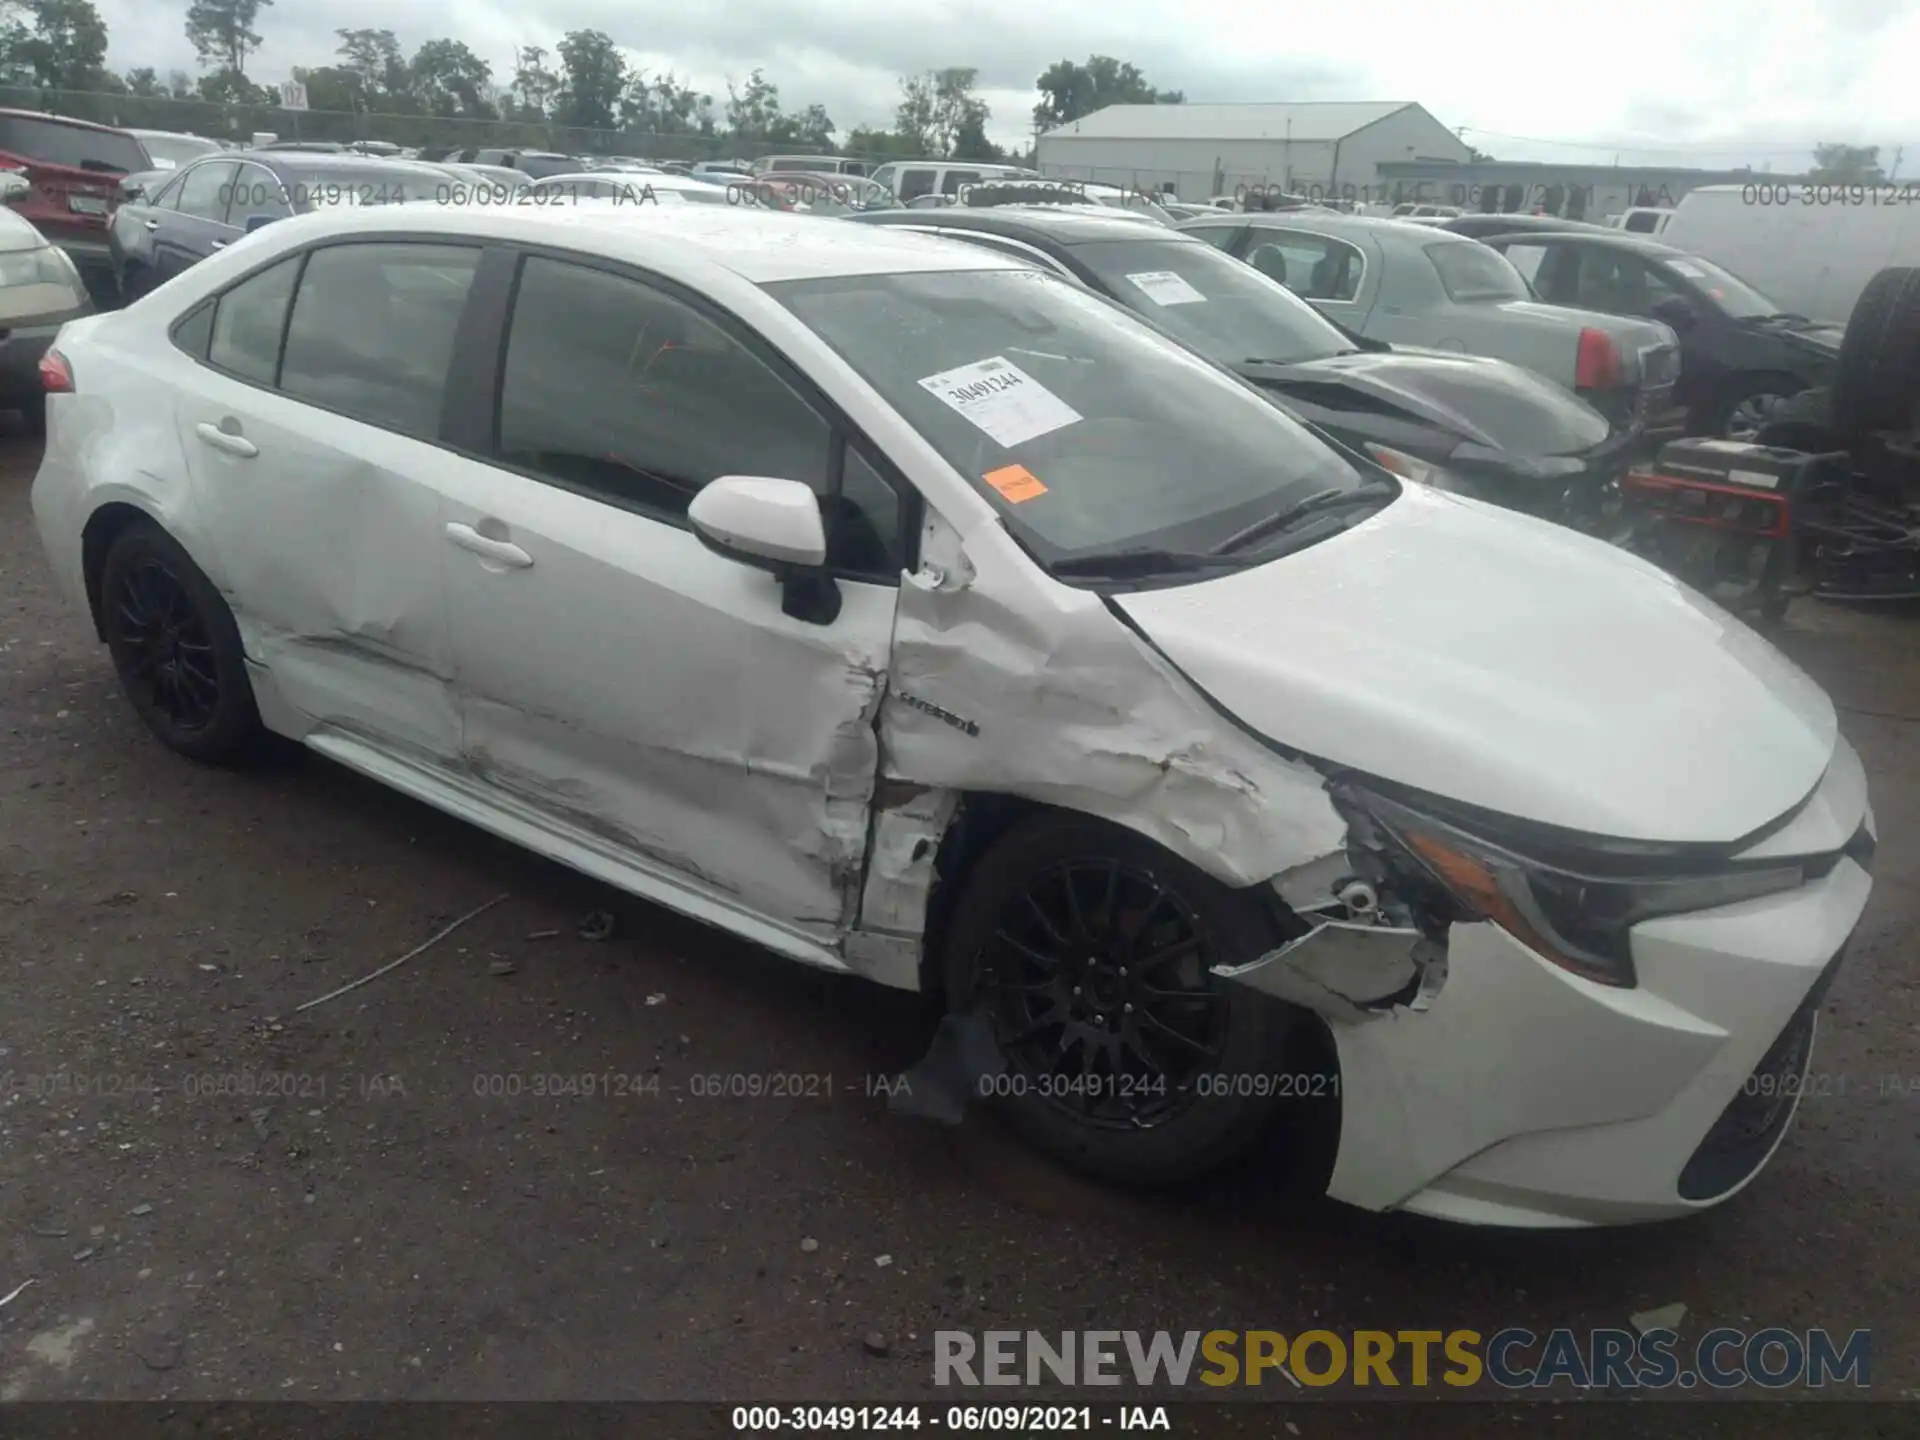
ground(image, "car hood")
xmin=1240 ymin=349 xmax=1612 ymax=457
xmin=1112 ymin=484 xmax=1838 ymax=844
xmin=1747 ymin=316 xmax=1844 ymax=357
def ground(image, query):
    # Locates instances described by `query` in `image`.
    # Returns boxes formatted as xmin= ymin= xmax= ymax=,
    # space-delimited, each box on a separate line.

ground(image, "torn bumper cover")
xmin=1213 ymin=776 xmax=1874 ymax=1228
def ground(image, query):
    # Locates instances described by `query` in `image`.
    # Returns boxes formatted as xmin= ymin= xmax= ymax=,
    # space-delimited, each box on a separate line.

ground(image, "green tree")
xmin=842 ymin=125 xmax=920 ymax=160
xmin=335 ymin=27 xmax=407 ymax=108
xmin=184 ymin=0 xmax=270 ymax=78
xmin=411 ymin=37 xmax=493 ymax=118
xmin=724 ymin=66 xmax=785 ymax=141
xmin=791 ymin=102 xmax=834 ymax=150
xmin=166 ymin=66 xmax=192 ymax=98
xmin=1809 ymin=143 xmax=1884 ymax=183
xmin=15 ymin=0 xmax=109 ymax=89
xmin=897 ymin=67 xmax=990 ymax=158
xmin=289 ymin=62 xmax=357 ymax=113
xmin=195 ymin=66 xmax=262 ymax=104
xmin=508 ymin=44 xmax=559 ymax=120
xmin=1032 ymin=55 xmax=1182 ymax=130
xmin=555 ymin=28 xmax=625 ymax=129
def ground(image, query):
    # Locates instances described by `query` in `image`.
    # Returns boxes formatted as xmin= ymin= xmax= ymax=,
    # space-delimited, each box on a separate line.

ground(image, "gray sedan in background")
xmin=1177 ymin=210 xmax=1684 ymax=433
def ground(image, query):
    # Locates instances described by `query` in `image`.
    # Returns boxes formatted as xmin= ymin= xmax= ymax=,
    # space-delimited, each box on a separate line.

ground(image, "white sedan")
xmin=31 ymin=202 xmax=1873 ymax=1227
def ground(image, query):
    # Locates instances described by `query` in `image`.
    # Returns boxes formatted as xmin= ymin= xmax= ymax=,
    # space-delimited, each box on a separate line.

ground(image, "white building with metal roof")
xmin=1035 ymin=101 xmax=1472 ymax=204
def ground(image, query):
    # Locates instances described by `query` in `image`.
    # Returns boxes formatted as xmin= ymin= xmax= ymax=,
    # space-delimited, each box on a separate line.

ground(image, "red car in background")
xmin=0 ymin=109 xmax=150 ymax=299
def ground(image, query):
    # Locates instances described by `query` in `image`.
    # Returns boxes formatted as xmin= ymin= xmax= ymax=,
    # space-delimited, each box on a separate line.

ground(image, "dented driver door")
xmin=433 ymin=253 xmax=901 ymax=946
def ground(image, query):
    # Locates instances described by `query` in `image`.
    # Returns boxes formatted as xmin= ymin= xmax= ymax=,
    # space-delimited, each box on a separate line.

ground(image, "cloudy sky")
xmin=97 ymin=0 xmax=1920 ymax=173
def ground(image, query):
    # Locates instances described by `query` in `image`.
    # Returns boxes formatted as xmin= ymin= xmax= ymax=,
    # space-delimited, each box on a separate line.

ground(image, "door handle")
xmin=210 ymin=238 xmax=228 ymax=249
xmin=143 ymin=219 xmax=159 ymax=231
xmin=445 ymin=522 xmax=533 ymax=568
xmin=193 ymin=421 xmax=257 ymax=457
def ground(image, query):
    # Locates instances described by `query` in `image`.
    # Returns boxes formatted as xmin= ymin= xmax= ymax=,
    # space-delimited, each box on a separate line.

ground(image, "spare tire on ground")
xmin=1831 ymin=266 xmax=1920 ymax=437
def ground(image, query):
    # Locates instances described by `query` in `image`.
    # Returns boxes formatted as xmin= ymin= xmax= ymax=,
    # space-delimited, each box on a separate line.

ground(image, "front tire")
xmin=1711 ymin=376 xmax=1804 ymax=441
xmin=942 ymin=813 xmax=1303 ymax=1187
xmin=100 ymin=521 xmax=262 ymax=764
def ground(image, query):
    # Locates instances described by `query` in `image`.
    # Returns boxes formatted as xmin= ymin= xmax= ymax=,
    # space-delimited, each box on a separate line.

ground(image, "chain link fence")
xmin=0 ymin=84 xmax=917 ymax=166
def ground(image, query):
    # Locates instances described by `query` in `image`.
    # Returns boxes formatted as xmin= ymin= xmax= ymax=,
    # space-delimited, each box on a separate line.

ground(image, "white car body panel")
xmin=1112 ymin=483 xmax=1836 ymax=844
xmin=30 ymin=203 xmax=1873 ymax=1228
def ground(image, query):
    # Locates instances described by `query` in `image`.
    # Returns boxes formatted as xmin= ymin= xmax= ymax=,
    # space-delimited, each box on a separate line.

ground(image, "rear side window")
xmin=278 ymin=243 xmax=480 ymax=439
xmin=174 ymin=161 xmax=237 ymax=223
xmin=940 ymin=170 xmax=981 ymax=196
xmin=0 ymin=115 xmax=146 ymax=174
xmin=1424 ymin=241 xmax=1529 ymax=302
xmin=897 ymin=168 xmax=936 ymax=201
xmin=208 ymin=256 xmax=299 ymax=384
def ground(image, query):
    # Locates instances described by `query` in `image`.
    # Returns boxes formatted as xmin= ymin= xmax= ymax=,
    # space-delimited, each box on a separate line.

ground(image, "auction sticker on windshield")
xmin=917 ymin=357 xmax=1082 ymax=447
xmin=983 ymin=463 xmax=1047 ymax=503
xmin=1126 ymin=271 xmax=1207 ymax=306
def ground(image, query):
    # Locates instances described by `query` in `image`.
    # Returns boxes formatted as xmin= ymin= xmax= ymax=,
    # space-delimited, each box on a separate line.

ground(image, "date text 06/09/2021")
xmin=730 ymin=1405 xmax=1173 ymax=1432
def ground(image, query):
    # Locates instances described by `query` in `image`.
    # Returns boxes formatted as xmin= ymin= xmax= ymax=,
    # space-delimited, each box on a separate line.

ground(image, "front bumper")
xmin=1319 ymin=854 xmax=1868 ymax=1226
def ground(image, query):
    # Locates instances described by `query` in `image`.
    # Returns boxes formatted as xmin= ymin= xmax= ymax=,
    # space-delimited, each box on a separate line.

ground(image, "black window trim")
xmin=451 ymin=240 xmax=920 ymax=585
xmin=164 ymin=232 xmax=923 ymax=583
xmin=227 ymin=159 xmax=291 ymax=226
xmin=169 ymin=232 xmax=488 ymax=444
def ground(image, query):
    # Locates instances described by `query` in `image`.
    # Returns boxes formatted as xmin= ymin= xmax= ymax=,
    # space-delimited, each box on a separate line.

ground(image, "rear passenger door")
xmin=153 ymin=160 xmax=239 ymax=281
xmin=166 ymin=238 xmax=482 ymax=758
xmin=432 ymin=250 xmax=911 ymax=940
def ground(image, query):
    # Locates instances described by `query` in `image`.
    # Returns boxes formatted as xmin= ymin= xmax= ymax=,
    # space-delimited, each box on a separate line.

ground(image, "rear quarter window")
xmin=1424 ymin=241 xmax=1529 ymax=302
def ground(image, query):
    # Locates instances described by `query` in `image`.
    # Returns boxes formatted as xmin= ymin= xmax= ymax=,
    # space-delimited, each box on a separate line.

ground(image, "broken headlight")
xmin=1355 ymin=791 xmax=1809 ymax=989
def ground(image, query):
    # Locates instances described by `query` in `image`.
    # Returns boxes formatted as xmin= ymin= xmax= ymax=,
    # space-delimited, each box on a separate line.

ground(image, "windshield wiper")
xmin=1206 ymin=479 xmax=1397 ymax=556
xmin=1048 ymin=547 xmax=1259 ymax=579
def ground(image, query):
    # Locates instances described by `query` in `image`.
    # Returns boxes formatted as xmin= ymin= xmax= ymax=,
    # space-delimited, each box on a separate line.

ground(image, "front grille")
xmin=1675 ymin=945 xmax=1845 ymax=1201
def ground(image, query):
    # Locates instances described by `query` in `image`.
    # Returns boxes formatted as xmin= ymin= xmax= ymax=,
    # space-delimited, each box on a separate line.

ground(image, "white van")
xmin=866 ymin=160 xmax=1036 ymax=205
xmin=1662 ymin=182 xmax=1920 ymax=323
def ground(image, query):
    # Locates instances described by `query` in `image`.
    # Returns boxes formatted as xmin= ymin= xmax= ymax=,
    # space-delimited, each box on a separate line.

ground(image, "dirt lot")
xmin=2 ymin=426 xmax=1918 ymax=1416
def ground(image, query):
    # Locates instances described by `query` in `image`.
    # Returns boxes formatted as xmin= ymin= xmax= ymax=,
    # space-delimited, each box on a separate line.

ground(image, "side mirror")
xmin=244 ymin=213 xmax=278 ymax=234
xmin=116 ymin=177 xmax=145 ymax=203
xmin=0 ymin=170 xmax=31 ymax=201
xmin=688 ymin=476 xmax=841 ymax=623
xmin=1650 ymin=295 xmax=1695 ymax=331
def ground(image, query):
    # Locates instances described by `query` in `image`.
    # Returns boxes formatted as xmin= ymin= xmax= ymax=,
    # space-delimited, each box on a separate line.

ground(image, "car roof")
xmin=902 ymin=206 xmax=1190 ymax=245
xmin=1480 ymin=228 xmax=1688 ymax=259
xmin=535 ymin=171 xmax=731 ymax=192
xmin=248 ymin=202 xmax=1028 ymax=284
xmin=233 ymin=152 xmax=456 ymax=181
xmin=0 ymin=106 xmax=132 ymax=134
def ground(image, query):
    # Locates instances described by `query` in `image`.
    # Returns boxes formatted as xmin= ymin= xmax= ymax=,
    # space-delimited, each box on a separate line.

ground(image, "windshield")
xmin=135 ymin=132 xmax=222 ymax=169
xmin=1067 ymin=236 xmax=1354 ymax=365
xmin=1425 ymin=240 xmax=1531 ymax=302
xmin=1665 ymin=254 xmax=1781 ymax=318
xmin=766 ymin=268 xmax=1368 ymax=564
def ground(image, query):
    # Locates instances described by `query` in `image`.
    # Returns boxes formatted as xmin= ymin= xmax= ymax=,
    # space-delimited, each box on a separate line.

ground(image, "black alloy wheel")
xmin=983 ymin=857 xmax=1229 ymax=1129
xmin=100 ymin=522 xmax=263 ymax=763
xmin=113 ymin=555 xmax=221 ymax=734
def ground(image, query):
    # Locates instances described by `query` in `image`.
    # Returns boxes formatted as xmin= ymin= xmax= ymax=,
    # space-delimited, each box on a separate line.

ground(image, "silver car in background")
xmin=1178 ymin=210 xmax=1684 ymax=433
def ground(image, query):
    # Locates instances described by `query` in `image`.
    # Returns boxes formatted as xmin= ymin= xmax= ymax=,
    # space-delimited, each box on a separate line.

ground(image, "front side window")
xmin=897 ymin=168 xmax=936 ymax=202
xmin=208 ymin=255 xmax=300 ymax=384
xmin=1425 ymin=240 xmax=1530 ymax=302
xmin=278 ymin=243 xmax=481 ymax=438
xmin=768 ymin=268 xmax=1369 ymax=564
xmin=494 ymin=257 xmax=904 ymax=575
xmin=175 ymin=161 xmax=238 ymax=223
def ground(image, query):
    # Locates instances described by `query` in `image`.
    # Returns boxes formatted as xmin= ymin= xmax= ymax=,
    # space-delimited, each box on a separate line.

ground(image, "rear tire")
xmin=100 ymin=521 xmax=263 ymax=764
xmin=941 ymin=813 xmax=1307 ymax=1188
xmin=1831 ymin=266 xmax=1920 ymax=437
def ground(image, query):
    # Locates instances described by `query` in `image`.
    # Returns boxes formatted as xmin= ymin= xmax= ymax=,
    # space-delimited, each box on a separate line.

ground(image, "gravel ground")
xmin=1 ymin=427 xmax=1917 ymax=1420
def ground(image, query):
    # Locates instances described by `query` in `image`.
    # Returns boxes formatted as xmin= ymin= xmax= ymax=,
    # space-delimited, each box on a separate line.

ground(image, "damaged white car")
xmin=31 ymin=203 xmax=1875 ymax=1228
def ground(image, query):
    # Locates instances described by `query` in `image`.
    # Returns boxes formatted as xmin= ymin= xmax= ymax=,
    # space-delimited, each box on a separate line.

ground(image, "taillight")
xmin=38 ymin=348 xmax=73 ymax=393
xmin=1574 ymin=327 xmax=1622 ymax=389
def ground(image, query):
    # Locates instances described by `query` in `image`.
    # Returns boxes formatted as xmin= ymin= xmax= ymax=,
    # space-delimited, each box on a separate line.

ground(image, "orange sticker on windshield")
xmin=984 ymin=464 xmax=1047 ymax=503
